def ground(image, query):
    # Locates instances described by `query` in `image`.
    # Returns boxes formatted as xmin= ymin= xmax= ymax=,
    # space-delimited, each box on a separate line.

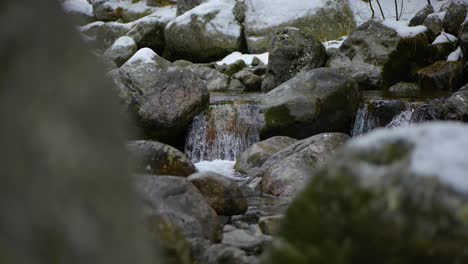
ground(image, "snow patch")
xmin=351 ymin=122 xmax=468 ymax=194
xmin=447 ymin=47 xmax=463 ymax=61
xmin=195 ymin=160 xmax=238 ymax=179
xmin=432 ymin=32 xmax=458 ymax=45
xmin=127 ymin=48 xmax=156 ymax=64
xmin=62 ymin=0 xmax=93 ymax=16
xmin=217 ymin=51 xmax=269 ymax=65
xmin=383 ymin=20 xmax=427 ymax=38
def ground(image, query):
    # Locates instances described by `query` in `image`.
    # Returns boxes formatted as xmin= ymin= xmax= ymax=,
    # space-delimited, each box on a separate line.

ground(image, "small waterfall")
xmin=352 ymin=100 xmax=413 ymax=137
xmin=185 ymin=103 xmax=264 ymax=162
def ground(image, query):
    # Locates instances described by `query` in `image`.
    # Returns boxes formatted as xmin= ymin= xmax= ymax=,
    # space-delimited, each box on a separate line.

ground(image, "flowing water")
xmin=185 ymin=101 xmax=264 ymax=163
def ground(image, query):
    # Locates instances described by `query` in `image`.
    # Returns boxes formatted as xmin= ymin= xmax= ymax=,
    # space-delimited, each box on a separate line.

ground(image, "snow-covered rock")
xmin=217 ymin=52 xmax=269 ymax=66
xmin=164 ymin=0 xmax=243 ymax=62
xmin=240 ymin=0 xmax=355 ymax=53
xmin=92 ymin=0 xmax=160 ymax=22
xmin=79 ymin=21 xmax=134 ymax=50
xmin=61 ymin=0 xmax=95 ymax=25
xmin=103 ymin=36 xmax=138 ymax=66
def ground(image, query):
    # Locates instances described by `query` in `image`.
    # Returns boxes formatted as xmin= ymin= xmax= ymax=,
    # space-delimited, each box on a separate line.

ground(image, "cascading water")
xmin=185 ymin=102 xmax=264 ymax=163
xmin=386 ymin=108 xmax=414 ymax=128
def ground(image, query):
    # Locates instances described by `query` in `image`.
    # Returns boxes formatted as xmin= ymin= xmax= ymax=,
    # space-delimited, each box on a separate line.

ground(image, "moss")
xmin=382 ymin=33 xmax=432 ymax=88
xmin=357 ymin=140 xmax=413 ymax=165
xmin=263 ymin=105 xmax=293 ymax=131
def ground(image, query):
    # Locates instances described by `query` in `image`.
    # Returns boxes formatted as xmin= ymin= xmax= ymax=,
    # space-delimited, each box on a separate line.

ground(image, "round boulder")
xmin=103 ymin=36 xmax=138 ymax=66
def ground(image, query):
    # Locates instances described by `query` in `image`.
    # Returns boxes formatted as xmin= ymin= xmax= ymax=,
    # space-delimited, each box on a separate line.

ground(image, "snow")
xmin=216 ymin=52 xmax=269 ymax=65
xmin=244 ymin=0 xmax=330 ymax=31
xmin=432 ymin=32 xmax=458 ymax=45
xmin=168 ymin=0 xmax=241 ymax=37
xmin=447 ymin=47 xmax=463 ymax=61
xmin=112 ymin=36 xmax=136 ymax=48
xmin=127 ymin=48 xmax=156 ymax=64
xmin=62 ymin=0 xmax=93 ymax=16
xmin=323 ymin=36 xmax=347 ymax=49
xmin=351 ymin=122 xmax=468 ymax=194
xmin=194 ymin=160 xmax=239 ymax=179
xmin=382 ymin=20 xmax=427 ymax=38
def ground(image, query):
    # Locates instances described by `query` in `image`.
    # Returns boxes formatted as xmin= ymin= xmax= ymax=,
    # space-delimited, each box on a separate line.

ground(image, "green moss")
xmin=357 ymin=141 xmax=413 ymax=165
xmin=263 ymin=105 xmax=293 ymax=130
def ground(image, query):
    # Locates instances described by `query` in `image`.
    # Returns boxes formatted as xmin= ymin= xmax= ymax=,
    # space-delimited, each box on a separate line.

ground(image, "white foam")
xmin=195 ymin=160 xmax=238 ymax=179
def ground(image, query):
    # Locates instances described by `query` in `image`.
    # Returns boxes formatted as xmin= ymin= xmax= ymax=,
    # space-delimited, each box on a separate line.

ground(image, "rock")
xmin=136 ymin=175 xmax=222 ymax=242
xmin=93 ymin=0 xmax=157 ymax=22
xmin=177 ymin=0 xmax=206 ymax=15
xmin=228 ymin=78 xmax=246 ymax=91
xmin=241 ymin=0 xmax=355 ymax=53
xmin=61 ymin=0 xmax=95 ymax=25
xmin=443 ymin=84 xmax=468 ymax=121
xmin=423 ymin=12 xmax=444 ymax=36
xmin=187 ymin=64 xmax=230 ymax=91
xmin=92 ymin=0 xmax=124 ymax=21
xmin=409 ymin=4 xmax=434 ymax=27
xmin=173 ymin=60 xmax=193 ymax=68
xmin=235 ymin=136 xmax=298 ymax=176
xmin=79 ymin=21 xmax=133 ymax=50
xmin=430 ymin=41 xmax=456 ymax=62
xmin=443 ymin=1 xmax=468 ymax=35
xmin=188 ymin=171 xmax=248 ymax=216
xmin=233 ymin=70 xmax=262 ymax=92
xmin=417 ymin=61 xmax=464 ymax=91
xmin=222 ymin=228 xmax=265 ymax=254
xmin=224 ymin=59 xmax=247 ymax=77
xmin=201 ymin=244 xmax=253 ymax=264
xmin=460 ymin=23 xmax=468 ymax=57
xmin=411 ymin=100 xmax=446 ymax=123
xmin=258 ymin=215 xmax=284 ymax=236
xmin=328 ymin=20 xmax=431 ymax=89
xmin=261 ymin=133 xmax=349 ymax=198
xmin=262 ymin=27 xmax=327 ymax=93
xmin=127 ymin=140 xmax=197 ymax=176
xmin=0 ymin=0 xmax=153 ymax=262
xmin=164 ymin=0 xmax=243 ymax=62
xmin=387 ymin=82 xmax=421 ymax=98
xmin=103 ymin=36 xmax=138 ymax=66
xmin=263 ymin=123 xmax=468 ymax=263
xmin=115 ymin=48 xmax=209 ymax=145
xmin=260 ymin=68 xmax=361 ymax=139
xmin=251 ymin=56 xmax=262 ymax=66
xmin=126 ymin=13 xmax=174 ymax=54
xmin=248 ymin=65 xmax=268 ymax=76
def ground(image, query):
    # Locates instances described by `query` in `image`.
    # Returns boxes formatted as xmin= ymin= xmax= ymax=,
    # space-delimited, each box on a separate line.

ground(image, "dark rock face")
xmin=188 ymin=171 xmax=248 ymax=216
xmin=127 ymin=141 xmax=197 ymax=176
xmin=0 ymin=1 xmax=152 ymax=263
xmin=263 ymin=123 xmax=468 ymax=264
xmin=260 ymin=68 xmax=361 ymax=140
xmin=136 ymin=175 xmax=222 ymax=242
xmin=443 ymin=1 xmax=468 ymax=35
xmin=262 ymin=27 xmax=327 ymax=93
xmin=417 ymin=61 xmax=464 ymax=91
xmin=261 ymin=133 xmax=349 ymax=198
xmin=409 ymin=4 xmax=434 ymax=26
xmin=113 ymin=48 xmax=210 ymax=146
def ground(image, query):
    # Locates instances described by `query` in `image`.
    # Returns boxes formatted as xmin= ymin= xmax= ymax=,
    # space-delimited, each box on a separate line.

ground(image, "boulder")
xmin=260 ymin=68 xmax=361 ymax=139
xmin=114 ymin=48 xmax=210 ymax=145
xmin=79 ymin=21 xmax=133 ymax=50
xmin=187 ymin=64 xmax=230 ymax=91
xmin=233 ymin=70 xmax=263 ymax=92
xmin=228 ymin=78 xmax=246 ymax=91
xmin=188 ymin=171 xmax=248 ymax=216
xmin=263 ymin=122 xmax=468 ymax=263
xmin=262 ymin=27 xmax=327 ymax=92
xmin=136 ymin=175 xmax=222 ymax=242
xmin=460 ymin=23 xmax=468 ymax=57
xmin=103 ymin=36 xmax=138 ymax=66
xmin=423 ymin=12 xmax=444 ymax=36
xmin=258 ymin=215 xmax=284 ymax=236
xmin=328 ymin=20 xmax=431 ymax=89
xmin=127 ymin=140 xmax=197 ymax=176
xmin=443 ymin=1 xmax=468 ymax=35
xmin=443 ymin=83 xmax=468 ymax=121
xmin=235 ymin=136 xmax=298 ymax=176
xmin=410 ymin=99 xmax=446 ymax=123
xmin=61 ymin=0 xmax=95 ymax=25
xmin=241 ymin=0 xmax=355 ymax=53
xmin=417 ymin=61 xmax=464 ymax=91
xmin=409 ymin=4 xmax=434 ymax=27
xmin=177 ymin=0 xmax=206 ymax=15
xmin=387 ymin=82 xmax=420 ymax=98
xmin=261 ymin=133 xmax=349 ymax=198
xmin=224 ymin=59 xmax=247 ymax=77
xmin=222 ymin=228 xmax=266 ymax=254
xmin=93 ymin=0 xmax=157 ymax=22
xmin=200 ymin=243 xmax=253 ymax=264
xmin=164 ymin=0 xmax=243 ymax=62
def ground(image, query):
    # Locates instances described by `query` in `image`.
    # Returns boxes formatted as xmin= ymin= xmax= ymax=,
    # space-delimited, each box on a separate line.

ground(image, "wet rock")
xmin=103 ymin=36 xmax=138 ymax=66
xmin=164 ymin=1 xmax=243 ymax=62
xmin=235 ymin=136 xmax=298 ymax=176
xmin=114 ymin=48 xmax=209 ymax=145
xmin=411 ymin=99 xmax=446 ymax=123
xmin=263 ymin=123 xmax=468 ymax=264
xmin=417 ymin=61 xmax=464 ymax=91
xmin=409 ymin=4 xmax=434 ymax=27
xmin=261 ymin=133 xmax=349 ymax=198
xmin=136 ymin=175 xmax=222 ymax=242
xmin=127 ymin=140 xmax=197 ymax=176
xmin=443 ymin=1 xmax=467 ymax=35
xmin=260 ymin=68 xmax=361 ymax=139
xmin=387 ymin=82 xmax=421 ymax=98
xmin=258 ymin=215 xmax=284 ymax=236
xmin=262 ymin=27 xmax=327 ymax=92
xmin=188 ymin=171 xmax=248 ymax=216
xmin=241 ymin=0 xmax=355 ymax=53
xmin=188 ymin=64 xmax=230 ymax=91
xmin=328 ymin=20 xmax=431 ymax=89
